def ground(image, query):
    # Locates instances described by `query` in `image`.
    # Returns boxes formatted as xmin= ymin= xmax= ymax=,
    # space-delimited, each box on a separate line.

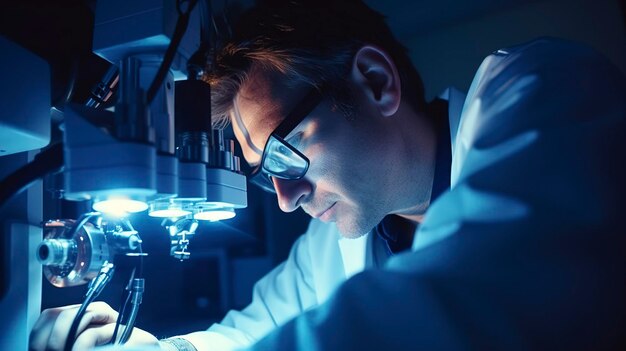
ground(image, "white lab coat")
xmin=249 ymin=38 xmax=626 ymax=350
xmin=177 ymin=220 xmax=371 ymax=350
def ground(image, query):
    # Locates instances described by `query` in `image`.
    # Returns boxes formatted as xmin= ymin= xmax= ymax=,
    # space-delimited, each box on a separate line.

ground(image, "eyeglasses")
xmin=247 ymin=87 xmax=324 ymax=193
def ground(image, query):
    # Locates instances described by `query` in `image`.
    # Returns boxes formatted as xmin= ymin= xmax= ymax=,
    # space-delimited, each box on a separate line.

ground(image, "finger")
xmin=46 ymin=302 xmax=118 ymax=351
xmin=71 ymin=323 xmax=117 ymax=351
xmin=76 ymin=302 xmax=119 ymax=336
xmin=29 ymin=305 xmax=82 ymax=351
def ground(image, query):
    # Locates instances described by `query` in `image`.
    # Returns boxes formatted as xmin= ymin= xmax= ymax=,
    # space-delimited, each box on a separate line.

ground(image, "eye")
xmin=286 ymin=132 xmax=303 ymax=148
xmin=277 ymin=145 xmax=290 ymax=154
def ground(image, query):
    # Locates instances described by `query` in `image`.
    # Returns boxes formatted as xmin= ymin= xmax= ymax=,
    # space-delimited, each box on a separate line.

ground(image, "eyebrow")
xmin=232 ymin=100 xmax=264 ymax=156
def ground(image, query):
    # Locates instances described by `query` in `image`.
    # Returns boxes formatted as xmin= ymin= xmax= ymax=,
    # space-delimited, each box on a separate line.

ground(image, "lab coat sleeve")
xmin=178 ymin=222 xmax=319 ymax=351
xmin=247 ymin=38 xmax=626 ymax=350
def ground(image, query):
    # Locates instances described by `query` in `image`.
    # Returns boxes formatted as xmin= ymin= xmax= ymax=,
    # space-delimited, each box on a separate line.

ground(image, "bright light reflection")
xmin=149 ymin=209 xmax=191 ymax=218
xmin=194 ymin=209 xmax=236 ymax=221
xmin=93 ymin=198 xmax=148 ymax=216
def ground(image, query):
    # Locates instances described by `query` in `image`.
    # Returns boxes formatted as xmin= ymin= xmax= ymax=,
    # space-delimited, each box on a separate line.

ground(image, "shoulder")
xmin=472 ymin=37 xmax=625 ymax=101
xmin=480 ymin=37 xmax=617 ymax=76
xmin=450 ymin=36 xmax=625 ymax=186
xmin=461 ymin=37 xmax=625 ymax=147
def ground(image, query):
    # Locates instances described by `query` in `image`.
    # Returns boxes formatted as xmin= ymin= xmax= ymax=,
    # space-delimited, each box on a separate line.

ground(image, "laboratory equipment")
xmin=0 ymin=0 xmax=247 ymax=349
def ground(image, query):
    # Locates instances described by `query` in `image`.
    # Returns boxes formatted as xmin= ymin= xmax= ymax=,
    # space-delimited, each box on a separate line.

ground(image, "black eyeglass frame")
xmin=247 ymin=87 xmax=324 ymax=192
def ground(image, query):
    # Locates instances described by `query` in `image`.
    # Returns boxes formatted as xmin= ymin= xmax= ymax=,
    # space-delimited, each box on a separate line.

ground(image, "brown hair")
xmin=204 ymin=0 xmax=426 ymax=128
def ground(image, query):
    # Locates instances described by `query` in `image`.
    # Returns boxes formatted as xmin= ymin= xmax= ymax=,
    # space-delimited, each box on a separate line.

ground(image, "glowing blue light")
xmin=92 ymin=198 xmax=148 ymax=216
xmin=149 ymin=209 xmax=191 ymax=218
xmin=194 ymin=209 xmax=236 ymax=221
xmin=148 ymin=201 xmax=191 ymax=218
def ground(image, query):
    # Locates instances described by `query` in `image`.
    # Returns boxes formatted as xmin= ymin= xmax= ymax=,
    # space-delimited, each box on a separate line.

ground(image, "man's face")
xmin=232 ymin=69 xmax=401 ymax=238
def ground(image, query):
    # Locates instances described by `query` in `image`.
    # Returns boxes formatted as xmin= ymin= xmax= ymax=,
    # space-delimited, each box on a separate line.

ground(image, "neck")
xmin=389 ymin=100 xmax=442 ymax=224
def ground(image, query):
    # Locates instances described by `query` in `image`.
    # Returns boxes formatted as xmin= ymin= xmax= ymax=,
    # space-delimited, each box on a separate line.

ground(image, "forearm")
xmin=159 ymin=329 xmax=250 ymax=351
xmin=159 ymin=337 xmax=198 ymax=351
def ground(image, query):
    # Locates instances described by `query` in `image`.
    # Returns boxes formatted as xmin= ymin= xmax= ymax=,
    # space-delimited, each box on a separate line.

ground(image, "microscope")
xmin=0 ymin=0 xmax=246 ymax=349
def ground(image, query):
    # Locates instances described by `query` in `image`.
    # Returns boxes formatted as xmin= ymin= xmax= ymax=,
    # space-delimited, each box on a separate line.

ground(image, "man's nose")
xmin=273 ymin=177 xmax=312 ymax=212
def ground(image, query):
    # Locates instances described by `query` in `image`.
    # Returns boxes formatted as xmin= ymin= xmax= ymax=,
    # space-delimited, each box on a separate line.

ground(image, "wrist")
xmin=159 ymin=337 xmax=198 ymax=351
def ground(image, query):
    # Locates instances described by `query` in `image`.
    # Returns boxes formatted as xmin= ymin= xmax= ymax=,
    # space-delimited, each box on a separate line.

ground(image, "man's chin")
xmin=335 ymin=219 xmax=371 ymax=239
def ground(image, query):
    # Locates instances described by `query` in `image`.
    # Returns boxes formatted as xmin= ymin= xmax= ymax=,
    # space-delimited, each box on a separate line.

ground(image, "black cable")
xmin=86 ymin=65 xmax=119 ymax=108
xmin=146 ymin=0 xmax=200 ymax=104
xmin=64 ymin=290 xmax=97 ymax=351
xmin=117 ymin=242 xmax=144 ymax=344
xmin=118 ymin=290 xmax=142 ymax=344
xmin=186 ymin=0 xmax=213 ymax=79
xmin=64 ymin=263 xmax=115 ymax=351
xmin=64 ymin=212 xmax=99 ymax=241
xmin=110 ymin=289 xmax=132 ymax=343
xmin=109 ymin=240 xmax=144 ymax=345
xmin=0 ymin=143 xmax=63 ymax=212
xmin=109 ymin=269 xmax=134 ymax=345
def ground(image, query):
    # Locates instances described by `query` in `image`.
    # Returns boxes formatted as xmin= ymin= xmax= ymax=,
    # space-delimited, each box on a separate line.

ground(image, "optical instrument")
xmin=0 ymin=0 xmax=247 ymax=349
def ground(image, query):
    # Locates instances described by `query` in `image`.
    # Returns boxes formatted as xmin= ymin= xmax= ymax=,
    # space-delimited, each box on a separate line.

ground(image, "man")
xmin=30 ymin=0 xmax=626 ymax=350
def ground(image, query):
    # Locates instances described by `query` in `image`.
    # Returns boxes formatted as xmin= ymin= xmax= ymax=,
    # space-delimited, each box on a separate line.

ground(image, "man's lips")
xmin=313 ymin=202 xmax=336 ymax=220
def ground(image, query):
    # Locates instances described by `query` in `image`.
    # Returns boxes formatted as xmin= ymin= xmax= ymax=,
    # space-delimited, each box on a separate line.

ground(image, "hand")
xmin=29 ymin=301 xmax=160 ymax=351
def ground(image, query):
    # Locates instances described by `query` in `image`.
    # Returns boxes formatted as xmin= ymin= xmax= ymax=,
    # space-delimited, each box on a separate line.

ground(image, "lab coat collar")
xmin=438 ymin=87 xmax=466 ymax=154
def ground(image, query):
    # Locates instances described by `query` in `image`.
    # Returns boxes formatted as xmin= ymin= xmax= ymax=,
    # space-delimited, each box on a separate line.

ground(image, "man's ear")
xmin=350 ymin=45 xmax=401 ymax=117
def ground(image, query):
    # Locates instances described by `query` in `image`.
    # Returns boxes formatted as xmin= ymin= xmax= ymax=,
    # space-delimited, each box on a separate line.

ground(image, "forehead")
xmin=232 ymin=68 xmax=308 ymax=162
xmin=235 ymin=70 xmax=285 ymax=136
